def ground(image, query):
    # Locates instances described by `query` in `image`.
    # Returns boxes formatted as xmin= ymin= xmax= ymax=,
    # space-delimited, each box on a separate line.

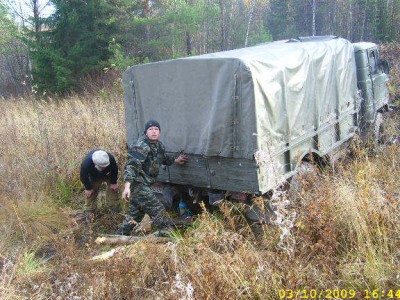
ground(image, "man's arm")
xmin=80 ymin=158 xmax=92 ymax=190
xmin=122 ymin=181 xmax=131 ymax=200
xmin=108 ymin=153 xmax=118 ymax=184
xmin=174 ymin=153 xmax=188 ymax=165
xmin=121 ymin=145 xmax=149 ymax=200
xmin=162 ymin=143 xmax=188 ymax=166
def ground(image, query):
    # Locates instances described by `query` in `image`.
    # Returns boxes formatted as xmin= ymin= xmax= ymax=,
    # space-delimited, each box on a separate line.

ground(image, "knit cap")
xmin=144 ymin=120 xmax=161 ymax=133
xmin=92 ymin=150 xmax=110 ymax=167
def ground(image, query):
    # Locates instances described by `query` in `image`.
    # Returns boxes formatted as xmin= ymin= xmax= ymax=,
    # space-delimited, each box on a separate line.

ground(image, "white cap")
xmin=92 ymin=150 xmax=110 ymax=167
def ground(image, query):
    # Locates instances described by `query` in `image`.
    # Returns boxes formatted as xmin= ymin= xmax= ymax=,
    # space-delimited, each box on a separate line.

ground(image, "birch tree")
xmin=311 ymin=0 xmax=316 ymax=36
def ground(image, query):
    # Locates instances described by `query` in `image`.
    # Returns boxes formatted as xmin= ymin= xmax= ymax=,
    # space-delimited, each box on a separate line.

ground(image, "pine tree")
xmin=31 ymin=0 xmax=118 ymax=93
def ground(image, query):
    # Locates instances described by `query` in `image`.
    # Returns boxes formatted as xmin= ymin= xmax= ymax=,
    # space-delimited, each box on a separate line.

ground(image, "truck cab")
xmin=353 ymin=42 xmax=390 ymax=131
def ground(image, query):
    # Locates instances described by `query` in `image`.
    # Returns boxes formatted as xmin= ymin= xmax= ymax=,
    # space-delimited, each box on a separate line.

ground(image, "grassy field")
xmin=1 ymin=47 xmax=400 ymax=299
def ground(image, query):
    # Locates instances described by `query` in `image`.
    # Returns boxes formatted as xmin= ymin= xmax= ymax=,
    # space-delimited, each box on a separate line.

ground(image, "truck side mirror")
xmin=379 ymin=60 xmax=390 ymax=74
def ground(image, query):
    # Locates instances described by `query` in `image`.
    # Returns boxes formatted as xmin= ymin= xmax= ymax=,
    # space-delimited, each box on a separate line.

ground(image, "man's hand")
xmin=110 ymin=183 xmax=119 ymax=192
xmin=175 ymin=153 xmax=188 ymax=165
xmin=84 ymin=189 xmax=94 ymax=197
xmin=122 ymin=182 xmax=131 ymax=200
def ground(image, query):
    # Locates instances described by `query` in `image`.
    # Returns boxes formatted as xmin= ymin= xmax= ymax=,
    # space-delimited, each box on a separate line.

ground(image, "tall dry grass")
xmin=0 ymin=90 xmax=126 ymax=200
xmin=3 ymin=137 xmax=400 ymax=299
xmin=0 ymin=86 xmax=127 ymax=299
xmin=0 ymin=59 xmax=400 ymax=299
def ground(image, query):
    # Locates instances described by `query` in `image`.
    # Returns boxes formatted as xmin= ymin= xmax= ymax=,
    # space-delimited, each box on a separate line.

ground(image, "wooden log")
xmin=91 ymin=247 xmax=124 ymax=261
xmin=95 ymin=234 xmax=171 ymax=246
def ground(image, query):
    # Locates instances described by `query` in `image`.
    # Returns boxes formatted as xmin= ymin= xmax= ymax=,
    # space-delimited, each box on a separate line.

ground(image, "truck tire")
xmin=289 ymin=162 xmax=319 ymax=194
xmin=245 ymin=200 xmax=276 ymax=223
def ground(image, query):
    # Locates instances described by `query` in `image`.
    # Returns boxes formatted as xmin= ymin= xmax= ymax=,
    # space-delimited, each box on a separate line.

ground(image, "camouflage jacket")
xmin=124 ymin=134 xmax=175 ymax=185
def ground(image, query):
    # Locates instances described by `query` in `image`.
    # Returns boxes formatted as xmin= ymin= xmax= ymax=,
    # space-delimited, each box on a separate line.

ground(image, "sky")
xmin=38 ymin=0 xmax=55 ymax=18
xmin=7 ymin=0 xmax=55 ymax=22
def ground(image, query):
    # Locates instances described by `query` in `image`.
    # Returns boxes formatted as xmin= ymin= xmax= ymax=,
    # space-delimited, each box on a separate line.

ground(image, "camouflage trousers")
xmin=117 ymin=182 xmax=173 ymax=235
xmin=84 ymin=178 xmax=119 ymax=213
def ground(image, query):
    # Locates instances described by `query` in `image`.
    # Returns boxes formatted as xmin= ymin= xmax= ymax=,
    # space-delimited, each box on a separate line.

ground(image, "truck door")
xmin=368 ymin=49 xmax=389 ymax=111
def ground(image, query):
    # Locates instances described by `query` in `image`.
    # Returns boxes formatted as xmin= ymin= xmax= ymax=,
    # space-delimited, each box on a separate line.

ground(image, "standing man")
xmin=117 ymin=120 xmax=187 ymax=236
xmin=80 ymin=150 xmax=119 ymax=218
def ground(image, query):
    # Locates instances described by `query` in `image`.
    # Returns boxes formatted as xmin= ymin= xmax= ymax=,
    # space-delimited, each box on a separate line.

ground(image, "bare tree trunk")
xmin=227 ymin=0 xmax=234 ymax=49
xmin=360 ymin=0 xmax=368 ymax=41
xmin=219 ymin=0 xmax=234 ymax=50
xmin=185 ymin=0 xmax=193 ymax=55
xmin=186 ymin=32 xmax=193 ymax=55
xmin=312 ymin=0 xmax=316 ymax=36
xmin=142 ymin=0 xmax=151 ymax=41
xmin=219 ymin=0 xmax=227 ymax=50
xmin=372 ymin=0 xmax=378 ymax=40
xmin=32 ymin=0 xmax=40 ymax=33
xmin=329 ymin=0 xmax=336 ymax=35
xmin=244 ymin=0 xmax=254 ymax=47
xmin=348 ymin=0 xmax=352 ymax=40
xmin=204 ymin=0 xmax=210 ymax=53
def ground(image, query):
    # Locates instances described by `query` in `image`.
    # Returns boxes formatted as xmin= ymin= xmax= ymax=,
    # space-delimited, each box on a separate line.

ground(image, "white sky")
xmin=7 ymin=0 xmax=55 ymax=22
xmin=38 ymin=0 xmax=55 ymax=17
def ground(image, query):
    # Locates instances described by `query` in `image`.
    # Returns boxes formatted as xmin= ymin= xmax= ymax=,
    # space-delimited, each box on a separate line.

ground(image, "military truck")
xmin=122 ymin=36 xmax=390 ymax=205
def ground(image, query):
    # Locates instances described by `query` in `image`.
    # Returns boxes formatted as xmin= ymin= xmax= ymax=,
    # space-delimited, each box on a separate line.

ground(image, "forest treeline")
xmin=1 ymin=0 xmax=400 ymax=97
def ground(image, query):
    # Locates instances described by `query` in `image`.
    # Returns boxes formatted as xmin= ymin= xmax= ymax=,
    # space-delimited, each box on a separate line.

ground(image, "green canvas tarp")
xmin=123 ymin=37 xmax=358 ymax=160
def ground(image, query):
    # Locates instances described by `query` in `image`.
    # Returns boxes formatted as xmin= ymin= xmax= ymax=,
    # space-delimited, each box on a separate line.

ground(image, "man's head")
xmin=144 ymin=120 xmax=161 ymax=142
xmin=92 ymin=150 xmax=110 ymax=170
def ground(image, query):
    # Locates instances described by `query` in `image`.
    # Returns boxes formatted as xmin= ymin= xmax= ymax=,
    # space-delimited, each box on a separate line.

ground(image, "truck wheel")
xmin=245 ymin=200 xmax=276 ymax=223
xmin=289 ymin=162 xmax=319 ymax=195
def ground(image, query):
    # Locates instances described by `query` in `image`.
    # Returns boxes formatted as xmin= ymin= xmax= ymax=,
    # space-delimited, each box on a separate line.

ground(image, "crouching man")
xmin=80 ymin=150 xmax=119 ymax=218
xmin=116 ymin=120 xmax=187 ymax=236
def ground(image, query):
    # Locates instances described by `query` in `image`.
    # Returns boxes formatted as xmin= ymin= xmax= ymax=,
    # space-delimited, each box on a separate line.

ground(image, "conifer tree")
xmin=31 ymin=0 xmax=118 ymax=93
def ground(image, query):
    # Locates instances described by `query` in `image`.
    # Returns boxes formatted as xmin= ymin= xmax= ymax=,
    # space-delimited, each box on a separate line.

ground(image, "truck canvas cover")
xmin=123 ymin=37 xmax=358 ymax=160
